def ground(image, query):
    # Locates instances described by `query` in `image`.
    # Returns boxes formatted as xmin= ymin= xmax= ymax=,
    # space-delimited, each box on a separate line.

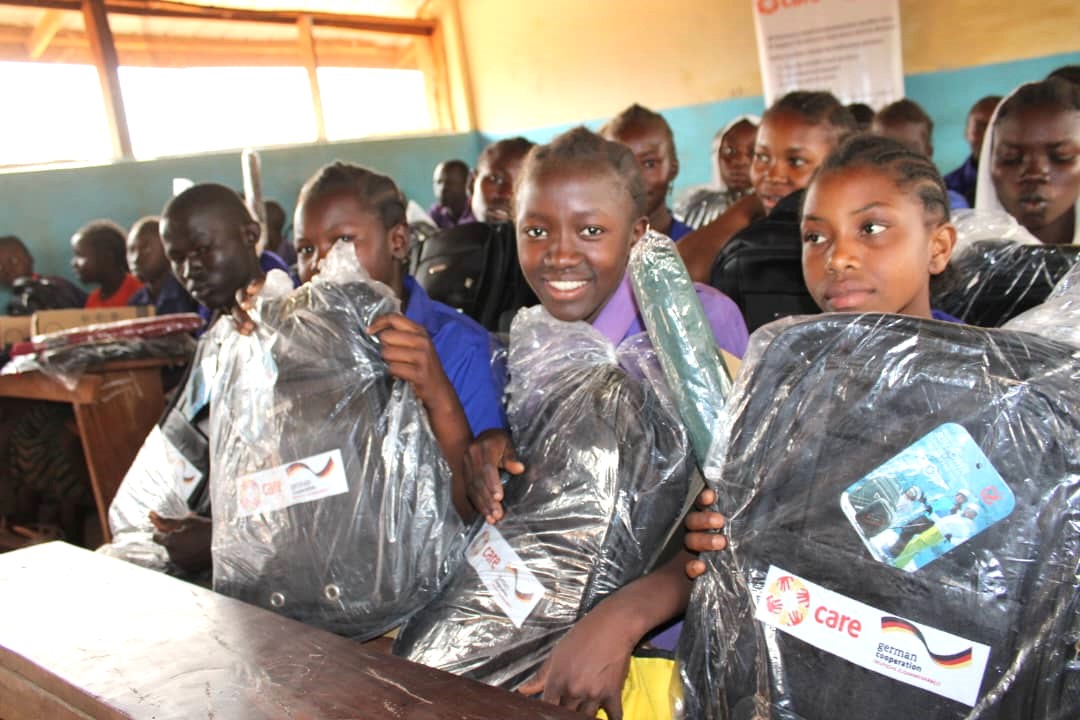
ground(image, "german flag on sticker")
xmin=881 ymin=616 xmax=973 ymax=668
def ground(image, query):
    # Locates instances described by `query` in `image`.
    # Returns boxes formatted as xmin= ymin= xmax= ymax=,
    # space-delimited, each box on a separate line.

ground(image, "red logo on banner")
xmin=757 ymin=0 xmax=820 ymax=15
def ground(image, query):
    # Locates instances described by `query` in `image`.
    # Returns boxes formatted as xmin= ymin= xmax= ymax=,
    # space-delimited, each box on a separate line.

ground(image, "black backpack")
xmin=680 ymin=314 xmax=1080 ymax=720
xmin=209 ymin=278 xmax=466 ymax=640
xmin=933 ymin=240 xmax=1080 ymax=327
xmin=709 ymin=190 xmax=819 ymax=333
xmin=410 ymin=221 xmax=536 ymax=332
xmin=394 ymin=311 xmax=693 ymax=688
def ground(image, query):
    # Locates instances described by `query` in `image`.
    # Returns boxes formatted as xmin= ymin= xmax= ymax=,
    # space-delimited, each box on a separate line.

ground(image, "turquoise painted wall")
xmin=485 ymin=50 xmax=1080 ymax=200
xmin=0 ymin=131 xmax=482 ymax=307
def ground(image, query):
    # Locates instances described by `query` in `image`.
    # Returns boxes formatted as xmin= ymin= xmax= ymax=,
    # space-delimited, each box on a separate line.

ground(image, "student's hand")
xmin=149 ymin=511 xmax=212 ymax=574
xmin=518 ymin=601 xmax=635 ymax=719
xmin=685 ymin=488 xmax=727 ymax=579
xmin=230 ymin=278 xmax=264 ymax=335
xmin=463 ymin=429 xmax=524 ymax=525
xmin=367 ymin=313 xmax=456 ymax=411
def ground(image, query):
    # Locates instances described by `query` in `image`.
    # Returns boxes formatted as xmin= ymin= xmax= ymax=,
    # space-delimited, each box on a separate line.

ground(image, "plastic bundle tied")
xmin=628 ymin=229 xmax=732 ymax=469
xmin=393 ymin=306 xmax=693 ymax=688
xmin=208 ymin=242 xmax=466 ymax=640
xmin=679 ymin=313 xmax=1080 ymax=720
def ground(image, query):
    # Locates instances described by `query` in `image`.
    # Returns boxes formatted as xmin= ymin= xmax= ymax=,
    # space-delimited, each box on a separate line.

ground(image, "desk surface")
xmin=0 ymin=543 xmax=582 ymax=720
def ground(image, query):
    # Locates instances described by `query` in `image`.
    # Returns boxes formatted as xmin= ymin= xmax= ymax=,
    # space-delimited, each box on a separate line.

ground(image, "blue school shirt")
xmin=932 ymin=309 xmax=962 ymax=323
xmin=403 ymin=275 xmax=507 ymax=435
xmin=128 ymin=273 xmax=198 ymax=316
xmin=668 ymin=216 xmax=693 ymax=242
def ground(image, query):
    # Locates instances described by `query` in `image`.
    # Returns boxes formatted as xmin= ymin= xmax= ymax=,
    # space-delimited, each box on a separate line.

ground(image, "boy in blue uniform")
xmin=126 ymin=216 xmax=198 ymax=316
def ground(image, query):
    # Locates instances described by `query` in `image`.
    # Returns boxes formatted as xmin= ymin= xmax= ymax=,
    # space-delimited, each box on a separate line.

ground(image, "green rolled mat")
xmin=629 ymin=229 xmax=733 ymax=468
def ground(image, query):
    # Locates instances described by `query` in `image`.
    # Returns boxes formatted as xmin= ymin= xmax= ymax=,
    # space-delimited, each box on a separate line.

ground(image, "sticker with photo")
xmin=839 ymin=423 xmax=1015 ymax=572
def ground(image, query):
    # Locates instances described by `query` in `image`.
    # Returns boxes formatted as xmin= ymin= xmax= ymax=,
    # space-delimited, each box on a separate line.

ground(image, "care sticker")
xmin=839 ymin=423 xmax=1014 ymax=572
xmin=235 ymin=449 xmax=348 ymax=518
xmin=756 ymin=565 xmax=991 ymax=706
xmin=465 ymin=525 xmax=545 ymax=628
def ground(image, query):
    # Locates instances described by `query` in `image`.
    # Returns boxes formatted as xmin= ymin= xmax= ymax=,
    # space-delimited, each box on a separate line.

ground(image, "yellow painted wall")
xmin=453 ymin=0 xmax=1080 ymax=133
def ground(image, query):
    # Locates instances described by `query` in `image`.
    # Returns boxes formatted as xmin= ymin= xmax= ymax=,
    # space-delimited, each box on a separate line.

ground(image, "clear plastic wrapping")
xmin=208 ymin=243 xmax=467 ymax=640
xmin=1004 ymin=262 xmax=1080 ymax=348
xmin=679 ymin=313 xmax=1080 ymax=720
xmin=932 ymin=225 xmax=1079 ymax=326
xmin=100 ymin=324 xmax=224 ymax=571
xmin=393 ymin=306 xmax=694 ymax=688
xmin=629 ymin=229 xmax=732 ymax=468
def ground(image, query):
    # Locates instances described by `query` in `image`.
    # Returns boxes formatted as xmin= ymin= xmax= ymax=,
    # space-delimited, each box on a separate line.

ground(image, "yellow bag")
xmin=597 ymin=651 xmax=681 ymax=720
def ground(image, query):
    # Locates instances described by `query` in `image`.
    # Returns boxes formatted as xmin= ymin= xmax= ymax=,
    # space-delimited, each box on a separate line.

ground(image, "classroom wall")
xmin=483 ymin=50 xmax=1080 ymax=196
xmin=0 ymin=131 xmax=483 ymax=303
xmin=459 ymin=0 xmax=1080 ymax=134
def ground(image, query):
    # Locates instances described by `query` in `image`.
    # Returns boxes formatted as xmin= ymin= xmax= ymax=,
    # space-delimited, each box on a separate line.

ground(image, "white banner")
xmin=752 ymin=0 xmax=904 ymax=109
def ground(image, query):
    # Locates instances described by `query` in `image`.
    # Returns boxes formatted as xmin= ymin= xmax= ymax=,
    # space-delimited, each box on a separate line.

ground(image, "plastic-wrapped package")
xmin=932 ymin=216 xmax=1079 ymax=326
xmin=100 ymin=328 xmax=219 ymax=572
xmin=2 ymin=314 xmax=201 ymax=390
xmin=1004 ymin=262 xmax=1080 ymax=348
xmin=679 ymin=313 xmax=1080 ymax=720
xmin=629 ymin=229 xmax=732 ymax=467
xmin=394 ymin=306 xmax=693 ymax=688
xmin=208 ymin=243 xmax=466 ymax=640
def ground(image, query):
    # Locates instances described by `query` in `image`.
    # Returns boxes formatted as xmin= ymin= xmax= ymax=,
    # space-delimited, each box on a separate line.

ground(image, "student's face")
xmin=70 ymin=234 xmax=105 ymax=284
xmin=0 ymin=247 xmax=28 ymax=288
xmin=751 ymin=112 xmax=835 ymax=212
xmin=294 ymin=190 xmax=407 ymax=289
xmin=801 ymin=167 xmax=955 ymax=319
xmin=472 ymin=149 xmax=526 ymax=224
xmin=161 ymin=208 xmax=258 ymax=310
xmin=516 ymin=167 xmax=647 ymax=323
xmin=126 ymin=226 xmax=169 ymax=284
xmin=966 ymin=100 xmax=997 ymax=158
xmin=873 ymin=119 xmax=932 ymax=158
xmin=433 ymin=163 xmax=468 ymax=209
xmin=611 ymin=123 xmax=678 ymax=216
xmin=991 ymin=106 xmax=1080 ymax=236
xmin=717 ymin=121 xmax=757 ymax=194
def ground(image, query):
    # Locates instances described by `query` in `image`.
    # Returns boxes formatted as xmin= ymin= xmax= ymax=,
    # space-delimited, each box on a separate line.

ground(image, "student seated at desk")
xmin=600 ymin=104 xmax=692 ymax=241
xmin=453 ymin=127 xmax=747 ymax=718
xmin=70 ymin=220 xmax=143 ymax=308
xmin=126 ymin=216 xmax=198 ymax=317
xmin=143 ymin=183 xmax=278 ymax=571
xmin=0 ymin=235 xmax=86 ymax=314
xmin=686 ymin=134 xmax=961 ymax=574
xmin=292 ymin=161 xmax=506 ymax=517
xmin=679 ymin=91 xmax=857 ymax=282
xmin=148 ymin=170 xmax=505 ymax=571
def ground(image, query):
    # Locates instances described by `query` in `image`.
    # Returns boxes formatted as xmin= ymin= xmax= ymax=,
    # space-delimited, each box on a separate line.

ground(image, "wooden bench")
xmin=0 ymin=542 xmax=582 ymax=720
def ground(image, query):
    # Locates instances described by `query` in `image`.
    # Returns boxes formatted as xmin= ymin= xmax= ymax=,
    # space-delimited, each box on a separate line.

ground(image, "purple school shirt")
xmin=591 ymin=273 xmax=749 ymax=357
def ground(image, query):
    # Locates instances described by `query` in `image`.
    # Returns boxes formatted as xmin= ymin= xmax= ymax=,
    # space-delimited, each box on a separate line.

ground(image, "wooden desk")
xmin=0 ymin=359 xmax=182 ymax=542
xmin=0 ymin=542 xmax=582 ymax=720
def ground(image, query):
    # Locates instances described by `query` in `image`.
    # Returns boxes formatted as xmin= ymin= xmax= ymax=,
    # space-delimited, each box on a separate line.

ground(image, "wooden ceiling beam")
xmin=25 ymin=8 xmax=65 ymax=59
xmin=0 ymin=0 xmax=436 ymax=36
xmin=81 ymin=0 xmax=132 ymax=159
xmin=297 ymin=14 xmax=326 ymax=142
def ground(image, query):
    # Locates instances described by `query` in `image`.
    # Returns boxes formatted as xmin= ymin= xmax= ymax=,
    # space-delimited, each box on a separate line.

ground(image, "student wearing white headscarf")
xmin=975 ymin=78 xmax=1080 ymax=245
xmin=674 ymin=115 xmax=761 ymax=229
